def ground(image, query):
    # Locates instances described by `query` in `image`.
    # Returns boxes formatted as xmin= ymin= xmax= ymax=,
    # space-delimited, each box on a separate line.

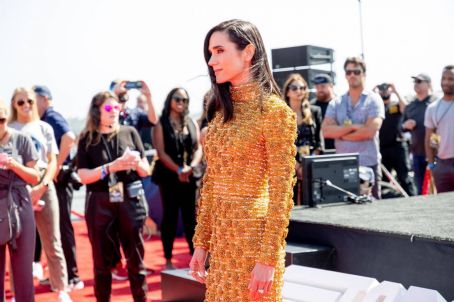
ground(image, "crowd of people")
xmin=0 ymin=18 xmax=453 ymax=302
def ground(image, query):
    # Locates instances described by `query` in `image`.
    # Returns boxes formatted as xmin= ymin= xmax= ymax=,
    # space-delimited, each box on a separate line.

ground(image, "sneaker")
xmin=32 ymin=262 xmax=44 ymax=280
xmin=145 ymin=267 xmax=155 ymax=276
xmin=111 ymin=267 xmax=128 ymax=281
xmin=68 ymin=278 xmax=84 ymax=291
xmin=57 ymin=291 xmax=72 ymax=302
xmin=164 ymin=260 xmax=175 ymax=270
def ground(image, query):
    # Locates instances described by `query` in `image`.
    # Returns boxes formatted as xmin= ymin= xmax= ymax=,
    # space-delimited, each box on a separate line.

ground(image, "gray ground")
xmin=291 ymin=192 xmax=454 ymax=242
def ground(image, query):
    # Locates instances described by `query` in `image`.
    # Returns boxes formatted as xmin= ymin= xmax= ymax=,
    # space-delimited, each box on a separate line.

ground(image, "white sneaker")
xmin=32 ymin=262 xmax=44 ymax=280
xmin=58 ymin=291 xmax=72 ymax=302
xmin=69 ymin=279 xmax=85 ymax=291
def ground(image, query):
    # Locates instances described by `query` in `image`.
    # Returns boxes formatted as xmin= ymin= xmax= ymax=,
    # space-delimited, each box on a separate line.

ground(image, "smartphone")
xmin=125 ymin=81 xmax=143 ymax=90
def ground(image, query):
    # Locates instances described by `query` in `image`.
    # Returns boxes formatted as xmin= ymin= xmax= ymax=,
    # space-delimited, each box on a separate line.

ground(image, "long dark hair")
xmin=283 ymin=73 xmax=313 ymax=125
xmin=204 ymin=19 xmax=281 ymax=123
xmin=161 ymin=87 xmax=190 ymax=128
xmin=80 ymin=91 xmax=118 ymax=149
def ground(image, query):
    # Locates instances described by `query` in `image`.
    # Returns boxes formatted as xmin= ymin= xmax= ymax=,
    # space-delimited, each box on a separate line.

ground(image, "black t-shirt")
xmin=379 ymin=101 xmax=404 ymax=148
xmin=402 ymin=96 xmax=431 ymax=156
xmin=77 ymin=126 xmax=145 ymax=192
xmin=310 ymin=98 xmax=335 ymax=150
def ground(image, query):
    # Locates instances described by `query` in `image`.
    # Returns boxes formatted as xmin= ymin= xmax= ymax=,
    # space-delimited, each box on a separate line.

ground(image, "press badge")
xmin=343 ymin=118 xmax=352 ymax=126
xmin=109 ymin=181 xmax=124 ymax=203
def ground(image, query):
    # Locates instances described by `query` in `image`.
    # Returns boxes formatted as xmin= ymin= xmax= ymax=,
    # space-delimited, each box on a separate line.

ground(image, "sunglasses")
xmin=0 ymin=118 xmax=6 ymax=124
xmin=345 ymin=69 xmax=362 ymax=76
xmin=289 ymin=84 xmax=306 ymax=92
xmin=414 ymin=79 xmax=424 ymax=84
xmin=173 ymin=96 xmax=189 ymax=103
xmin=103 ymin=104 xmax=121 ymax=112
xmin=16 ymin=99 xmax=34 ymax=106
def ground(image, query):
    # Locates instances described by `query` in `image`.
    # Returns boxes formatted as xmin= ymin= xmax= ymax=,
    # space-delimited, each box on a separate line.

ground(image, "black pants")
xmin=381 ymin=143 xmax=417 ymax=196
xmin=55 ymin=180 xmax=80 ymax=282
xmin=85 ymin=191 xmax=148 ymax=302
xmin=159 ymin=181 xmax=196 ymax=260
xmin=432 ymin=158 xmax=454 ymax=193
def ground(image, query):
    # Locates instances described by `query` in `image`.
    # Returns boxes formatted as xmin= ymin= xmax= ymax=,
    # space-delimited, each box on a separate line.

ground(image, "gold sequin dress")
xmin=193 ymin=83 xmax=297 ymax=301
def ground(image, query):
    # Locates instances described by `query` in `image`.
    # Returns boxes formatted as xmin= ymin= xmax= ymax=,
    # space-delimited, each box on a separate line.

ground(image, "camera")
xmin=124 ymin=81 xmax=143 ymax=90
xmin=57 ymin=160 xmax=83 ymax=190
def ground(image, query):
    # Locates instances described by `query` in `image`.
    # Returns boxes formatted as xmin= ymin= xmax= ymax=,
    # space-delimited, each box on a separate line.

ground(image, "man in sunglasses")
xmin=310 ymin=73 xmax=337 ymax=152
xmin=322 ymin=57 xmax=385 ymax=199
xmin=402 ymin=73 xmax=435 ymax=194
xmin=34 ymin=85 xmax=85 ymax=290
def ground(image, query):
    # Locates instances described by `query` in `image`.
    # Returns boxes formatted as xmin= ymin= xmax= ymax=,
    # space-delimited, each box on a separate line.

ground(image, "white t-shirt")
xmin=9 ymin=120 xmax=59 ymax=169
xmin=424 ymin=98 xmax=454 ymax=159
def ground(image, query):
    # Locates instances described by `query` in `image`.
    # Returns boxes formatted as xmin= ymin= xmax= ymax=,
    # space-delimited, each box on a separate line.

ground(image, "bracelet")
xmin=101 ymin=165 xmax=108 ymax=179
xmin=177 ymin=166 xmax=183 ymax=175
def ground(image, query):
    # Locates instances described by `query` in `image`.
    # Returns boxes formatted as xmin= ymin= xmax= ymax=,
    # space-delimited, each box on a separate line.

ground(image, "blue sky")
xmin=1 ymin=0 xmax=453 ymax=120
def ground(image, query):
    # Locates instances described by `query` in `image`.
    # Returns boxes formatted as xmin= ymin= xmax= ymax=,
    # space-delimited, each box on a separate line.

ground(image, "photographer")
xmin=34 ymin=85 xmax=84 ymax=289
xmin=376 ymin=83 xmax=416 ymax=196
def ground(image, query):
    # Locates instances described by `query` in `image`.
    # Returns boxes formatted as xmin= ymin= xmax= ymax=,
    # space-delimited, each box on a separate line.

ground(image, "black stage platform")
xmin=287 ymin=192 xmax=454 ymax=300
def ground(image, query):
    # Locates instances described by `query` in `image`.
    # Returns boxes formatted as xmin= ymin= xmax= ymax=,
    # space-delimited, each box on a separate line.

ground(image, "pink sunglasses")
xmin=103 ymin=104 xmax=120 ymax=112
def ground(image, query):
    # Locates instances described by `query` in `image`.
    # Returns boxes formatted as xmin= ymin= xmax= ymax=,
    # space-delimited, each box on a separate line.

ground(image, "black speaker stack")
xmin=271 ymin=45 xmax=335 ymax=90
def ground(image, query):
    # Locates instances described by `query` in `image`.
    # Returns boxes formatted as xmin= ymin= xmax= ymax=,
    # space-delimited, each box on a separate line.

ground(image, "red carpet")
xmin=5 ymin=220 xmax=192 ymax=301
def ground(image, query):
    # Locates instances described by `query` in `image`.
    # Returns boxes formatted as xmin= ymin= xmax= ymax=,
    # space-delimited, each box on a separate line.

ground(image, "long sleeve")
xmin=193 ymin=163 xmax=214 ymax=250
xmin=258 ymin=97 xmax=297 ymax=266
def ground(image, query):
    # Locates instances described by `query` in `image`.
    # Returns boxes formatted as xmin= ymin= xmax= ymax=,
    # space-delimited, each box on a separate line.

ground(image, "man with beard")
xmin=425 ymin=65 xmax=454 ymax=192
xmin=310 ymin=74 xmax=336 ymax=151
xmin=377 ymin=83 xmax=416 ymax=196
xmin=322 ymin=57 xmax=385 ymax=199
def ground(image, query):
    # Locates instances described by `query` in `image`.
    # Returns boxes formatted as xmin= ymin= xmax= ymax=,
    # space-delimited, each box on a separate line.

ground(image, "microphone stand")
xmin=313 ymin=178 xmax=372 ymax=204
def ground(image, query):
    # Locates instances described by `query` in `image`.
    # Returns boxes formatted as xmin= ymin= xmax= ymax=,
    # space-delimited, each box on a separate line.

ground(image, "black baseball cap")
xmin=312 ymin=74 xmax=333 ymax=85
xmin=33 ymin=85 xmax=52 ymax=100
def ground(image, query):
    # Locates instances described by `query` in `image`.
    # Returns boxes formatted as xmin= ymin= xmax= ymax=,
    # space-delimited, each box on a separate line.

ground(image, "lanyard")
xmin=100 ymin=133 xmax=119 ymax=184
xmin=435 ymin=99 xmax=454 ymax=127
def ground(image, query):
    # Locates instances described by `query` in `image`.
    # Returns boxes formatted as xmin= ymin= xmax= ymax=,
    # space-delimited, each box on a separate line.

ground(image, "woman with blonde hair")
xmin=283 ymin=73 xmax=323 ymax=204
xmin=9 ymin=87 xmax=72 ymax=301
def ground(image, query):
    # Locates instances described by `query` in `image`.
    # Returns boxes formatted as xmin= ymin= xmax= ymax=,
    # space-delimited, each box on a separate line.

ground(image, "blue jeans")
xmin=412 ymin=155 xmax=427 ymax=195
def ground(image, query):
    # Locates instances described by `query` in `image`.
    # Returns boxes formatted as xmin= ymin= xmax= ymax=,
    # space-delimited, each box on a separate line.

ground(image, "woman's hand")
xmin=248 ymin=262 xmax=275 ymax=299
xmin=178 ymin=165 xmax=192 ymax=183
xmin=28 ymin=184 xmax=47 ymax=205
xmin=189 ymin=248 xmax=208 ymax=283
xmin=111 ymin=154 xmax=140 ymax=172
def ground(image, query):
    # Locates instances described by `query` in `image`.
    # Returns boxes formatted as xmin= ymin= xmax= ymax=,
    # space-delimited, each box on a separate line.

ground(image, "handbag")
xmin=0 ymin=172 xmax=21 ymax=249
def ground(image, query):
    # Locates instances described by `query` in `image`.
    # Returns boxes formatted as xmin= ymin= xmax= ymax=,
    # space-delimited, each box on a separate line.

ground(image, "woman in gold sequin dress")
xmin=189 ymin=20 xmax=296 ymax=301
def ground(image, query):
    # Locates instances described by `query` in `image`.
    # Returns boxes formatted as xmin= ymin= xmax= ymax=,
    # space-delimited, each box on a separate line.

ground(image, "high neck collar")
xmin=230 ymin=82 xmax=262 ymax=102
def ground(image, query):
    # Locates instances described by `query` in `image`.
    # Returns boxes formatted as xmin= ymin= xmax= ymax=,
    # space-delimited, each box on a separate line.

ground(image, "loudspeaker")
xmin=272 ymin=45 xmax=334 ymax=69
xmin=273 ymin=69 xmax=336 ymax=90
